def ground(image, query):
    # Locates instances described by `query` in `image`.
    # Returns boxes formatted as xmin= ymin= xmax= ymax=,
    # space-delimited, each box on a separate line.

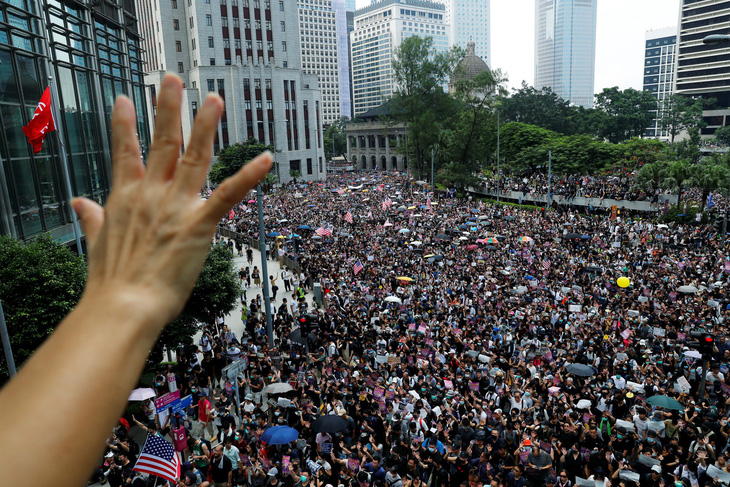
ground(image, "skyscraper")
xmin=136 ymin=0 xmax=327 ymax=183
xmin=445 ymin=0 xmax=491 ymax=66
xmin=298 ymin=0 xmax=348 ymax=125
xmin=534 ymin=0 xmax=597 ymax=108
xmin=351 ymin=0 xmax=448 ymax=116
xmin=675 ymin=0 xmax=730 ymax=136
xmin=0 ymin=0 xmax=151 ymax=244
xmin=643 ymin=27 xmax=677 ymax=140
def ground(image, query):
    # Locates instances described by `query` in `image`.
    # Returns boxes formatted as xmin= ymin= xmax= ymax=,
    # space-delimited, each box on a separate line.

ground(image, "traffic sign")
xmin=223 ymin=359 xmax=247 ymax=381
xmin=170 ymin=394 xmax=193 ymax=414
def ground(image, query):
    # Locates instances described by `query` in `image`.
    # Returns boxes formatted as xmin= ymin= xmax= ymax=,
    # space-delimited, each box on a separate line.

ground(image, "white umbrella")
xmin=678 ymin=285 xmax=698 ymax=294
xmin=684 ymin=350 xmax=702 ymax=359
xmin=385 ymin=296 xmax=402 ymax=304
xmin=128 ymin=388 xmax=156 ymax=401
xmin=410 ymin=241 xmax=423 ymax=246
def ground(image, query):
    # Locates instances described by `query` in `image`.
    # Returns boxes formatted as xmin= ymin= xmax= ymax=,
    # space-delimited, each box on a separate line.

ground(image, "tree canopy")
xmin=209 ymin=139 xmax=275 ymax=185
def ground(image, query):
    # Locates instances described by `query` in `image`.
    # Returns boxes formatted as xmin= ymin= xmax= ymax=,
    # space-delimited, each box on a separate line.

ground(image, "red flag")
xmin=22 ymin=86 xmax=55 ymax=154
xmin=229 ymin=209 xmax=235 ymax=219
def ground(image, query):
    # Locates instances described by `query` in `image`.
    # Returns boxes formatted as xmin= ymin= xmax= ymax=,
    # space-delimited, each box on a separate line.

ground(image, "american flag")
xmin=353 ymin=260 xmax=364 ymax=275
xmin=315 ymin=223 xmax=333 ymax=237
xmin=336 ymin=187 xmax=345 ymax=195
xmin=376 ymin=184 xmax=385 ymax=192
xmin=384 ymin=197 xmax=393 ymax=208
xmin=132 ymin=434 xmax=181 ymax=483
xmin=542 ymin=259 xmax=551 ymax=271
xmin=344 ymin=211 xmax=353 ymax=224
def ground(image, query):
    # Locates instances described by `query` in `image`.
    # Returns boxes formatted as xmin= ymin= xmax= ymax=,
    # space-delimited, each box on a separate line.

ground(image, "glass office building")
xmin=0 ymin=0 xmax=151 ymax=246
xmin=643 ymin=27 xmax=676 ymax=139
xmin=534 ymin=0 xmax=597 ymax=108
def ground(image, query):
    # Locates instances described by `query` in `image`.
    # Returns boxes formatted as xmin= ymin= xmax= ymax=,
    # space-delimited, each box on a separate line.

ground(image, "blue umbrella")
xmin=307 ymin=205 xmax=317 ymax=208
xmin=468 ymin=217 xmax=477 ymax=221
xmin=470 ymin=209 xmax=479 ymax=213
xmin=261 ymin=425 xmax=299 ymax=445
xmin=289 ymin=233 xmax=302 ymax=239
xmin=580 ymin=234 xmax=592 ymax=240
xmin=420 ymin=205 xmax=428 ymax=209
xmin=266 ymin=232 xmax=281 ymax=237
xmin=297 ymin=225 xmax=312 ymax=230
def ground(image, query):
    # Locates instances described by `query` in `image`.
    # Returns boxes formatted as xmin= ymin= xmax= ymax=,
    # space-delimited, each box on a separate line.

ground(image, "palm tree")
xmin=632 ymin=161 xmax=668 ymax=194
xmin=691 ymin=163 xmax=730 ymax=209
xmin=662 ymin=160 xmax=694 ymax=208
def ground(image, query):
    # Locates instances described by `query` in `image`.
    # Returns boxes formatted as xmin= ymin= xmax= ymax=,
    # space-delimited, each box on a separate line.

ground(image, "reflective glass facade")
xmin=534 ymin=0 xmax=596 ymax=108
xmin=0 ymin=0 xmax=151 ymax=244
xmin=643 ymin=28 xmax=676 ymax=139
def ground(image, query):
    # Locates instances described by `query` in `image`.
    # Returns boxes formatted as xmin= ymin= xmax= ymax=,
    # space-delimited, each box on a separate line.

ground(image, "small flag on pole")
xmin=344 ymin=211 xmax=353 ymax=224
xmin=132 ymin=434 xmax=181 ymax=484
xmin=22 ymin=86 xmax=56 ymax=154
xmin=708 ymin=193 xmax=715 ymax=210
xmin=353 ymin=260 xmax=364 ymax=275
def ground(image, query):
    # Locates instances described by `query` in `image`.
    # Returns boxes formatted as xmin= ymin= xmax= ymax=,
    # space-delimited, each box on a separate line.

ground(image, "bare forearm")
xmin=0 ymin=291 xmax=160 ymax=486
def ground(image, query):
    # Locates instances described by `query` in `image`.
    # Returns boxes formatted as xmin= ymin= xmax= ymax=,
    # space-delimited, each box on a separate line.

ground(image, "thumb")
xmin=71 ymin=197 xmax=104 ymax=249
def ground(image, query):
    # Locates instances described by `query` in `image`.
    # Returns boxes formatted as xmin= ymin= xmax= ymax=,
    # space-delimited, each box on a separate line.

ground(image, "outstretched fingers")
xmin=110 ymin=97 xmax=143 ymax=187
xmin=145 ymin=75 xmax=184 ymax=183
xmin=71 ymin=197 xmax=105 ymax=250
xmin=201 ymin=151 xmax=272 ymax=223
xmin=173 ymin=93 xmax=224 ymax=195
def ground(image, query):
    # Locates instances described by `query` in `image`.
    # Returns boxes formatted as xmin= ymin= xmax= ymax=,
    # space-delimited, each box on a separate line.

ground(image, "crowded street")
xmin=103 ymin=171 xmax=730 ymax=487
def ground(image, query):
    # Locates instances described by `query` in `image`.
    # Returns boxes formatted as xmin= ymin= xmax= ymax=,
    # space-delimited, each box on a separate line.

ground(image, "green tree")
xmin=499 ymin=122 xmax=558 ymax=171
xmin=149 ymin=244 xmax=239 ymax=364
xmin=324 ymin=118 xmax=348 ymax=161
xmin=209 ymin=139 xmax=275 ymax=185
xmin=714 ymin=125 xmax=730 ymax=145
xmin=632 ymin=161 xmax=669 ymax=194
xmin=289 ymin=169 xmax=301 ymax=182
xmin=391 ymin=36 xmax=462 ymax=180
xmin=663 ymin=160 xmax=694 ymax=207
xmin=659 ymin=95 xmax=712 ymax=145
xmin=260 ymin=172 xmax=278 ymax=192
xmin=501 ymin=83 xmax=592 ymax=135
xmin=593 ymin=87 xmax=658 ymax=143
xmin=0 ymin=234 xmax=86 ymax=382
xmin=690 ymin=163 xmax=730 ymax=209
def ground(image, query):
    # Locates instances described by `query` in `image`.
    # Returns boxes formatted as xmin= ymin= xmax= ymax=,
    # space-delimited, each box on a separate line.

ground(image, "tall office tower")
xmin=0 ymin=0 xmax=152 ymax=245
xmin=675 ymin=0 xmax=730 ymax=136
xmin=445 ymin=0 xmax=491 ymax=66
xmin=351 ymin=0 xmax=448 ymax=116
xmin=136 ymin=0 xmax=327 ymax=183
xmin=298 ymin=0 xmax=349 ymax=125
xmin=643 ymin=27 xmax=677 ymax=140
xmin=534 ymin=0 xmax=597 ymax=108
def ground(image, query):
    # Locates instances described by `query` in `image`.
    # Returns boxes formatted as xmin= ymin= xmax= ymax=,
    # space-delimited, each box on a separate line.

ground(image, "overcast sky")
xmin=491 ymin=0 xmax=681 ymax=93
xmin=354 ymin=0 xmax=681 ymax=94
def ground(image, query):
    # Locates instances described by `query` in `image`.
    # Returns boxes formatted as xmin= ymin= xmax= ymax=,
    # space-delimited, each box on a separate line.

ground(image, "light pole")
xmin=496 ymin=109 xmax=501 ymax=205
xmin=255 ymin=185 xmax=274 ymax=347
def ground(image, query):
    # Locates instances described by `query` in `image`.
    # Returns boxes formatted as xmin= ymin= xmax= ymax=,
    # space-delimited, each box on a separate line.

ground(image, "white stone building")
xmin=350 ymin=0 xmax=448 ymax=116
xmin=136 ymin=0 xmax=327 ymax=183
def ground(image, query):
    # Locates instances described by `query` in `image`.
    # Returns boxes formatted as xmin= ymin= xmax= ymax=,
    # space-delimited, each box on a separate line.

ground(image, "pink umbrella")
xmin=476 ymin=239 xmax=486 ymax=244
xmin=248 ymin=199 xmax=256 ymax=203
xmin=466 ymin=244 xmax=479 ymax=251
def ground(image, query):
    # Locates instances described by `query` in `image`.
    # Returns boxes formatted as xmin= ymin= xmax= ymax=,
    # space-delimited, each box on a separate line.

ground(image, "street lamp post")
xmin=255 ymin=184 xmax=274 ymax=347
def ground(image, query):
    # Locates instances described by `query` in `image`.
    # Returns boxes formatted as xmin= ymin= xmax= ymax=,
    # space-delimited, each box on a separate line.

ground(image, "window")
xmin=266 ymin=100 xmax=272 ymax=109
xmin=254 ymin=78 xmax=261 ymax=89
xmin=172 ymin=0 xmax=177 ymax=7
xmin=265 ymin=78 xmax=271 ymax=89
xmin=257 ymin=40 xmax=263 ymax=50
xmin=218 ymin=79 xmax=225 ymax=91
xmin=207 ymin=79 xmax=215 ymax=91
xmin=279 ymin=0 xmax=284 ymax=10
xmin=280 ymin=21 xmax=285 ymax=31
xmin=233 ymin=18 xmax=239 ymax=28
xmin=173 ymin=19 xmax=180 ymax=30
xmin=255 ymin=20 xmax=261 ymax=30
xmin=176 ymin=40 xmax=182 ymax=51
xmin=208 ymin=36 xmax=215 ymax=48
xmin=189 ymin=16 xmax=194 ymax=28
xmin=246 ymin=39 xmax=252 ymax=49
xmin=192 ymin=38 xmax=196 ymax=50
xmin=206 ymin=14 xmax=212 ymax=25
xmin=256 ymin=100 xmax=262 ymax=109
xmin=283 ymin=60 xmax=287 ymax=68
xmin=245 ymin=100 xmax=251 ymax=109
xmin=235 ymin=39 xmax=241 ymax=49
xmin=221 ymin=17 xmax=228 ymax=27
xmin=177 ymin=61 xmax=184 ymax=73
xmin=244 ymin=79 xmax=250 ymax=89
xmin=267 ymin=41 xmax=273 ymax=51
xmin=224 ymin=39 xmax=230 ymax=48
xmin=281 ymin=41 xmax=286 ymax=52
xmin=210 ymin=58 xmax=216 ymax=65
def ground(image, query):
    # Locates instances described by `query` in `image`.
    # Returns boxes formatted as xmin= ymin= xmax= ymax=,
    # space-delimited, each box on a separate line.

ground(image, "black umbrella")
xmin=565 ymin=233 xmax=581 ymax=239
xmin=410 ymin=248 xmax=425 ymax=254
xmin=584 ymin=265 xmax=603 ymax=274
xmin=446 ymin=228 xmax=461 ymax=234
xmin=435 ymin=233 xmax=451 ymax=241
xmin=312 ymin=414 xmax=349 ymax=433
xmin=565 ymin=363 xmax=595 ymax=377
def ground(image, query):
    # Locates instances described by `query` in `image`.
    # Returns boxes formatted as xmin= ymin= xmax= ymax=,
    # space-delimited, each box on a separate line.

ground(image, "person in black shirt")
xmin=210 ymin=445 xmax=233 ymax=487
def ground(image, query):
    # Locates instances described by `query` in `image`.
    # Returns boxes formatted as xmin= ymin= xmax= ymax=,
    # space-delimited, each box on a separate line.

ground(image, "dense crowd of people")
xmin=98 ymin=172 xmax=730 ymax=487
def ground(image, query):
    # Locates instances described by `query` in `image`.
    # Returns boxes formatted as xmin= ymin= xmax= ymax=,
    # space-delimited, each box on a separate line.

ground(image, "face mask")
xmin=301 ymin=476 xmax=307 ymax=483
xmin=275 ymin=412 xmax=280 ymax=416
xmin=617 ymin=434 xmax=623 ymax=439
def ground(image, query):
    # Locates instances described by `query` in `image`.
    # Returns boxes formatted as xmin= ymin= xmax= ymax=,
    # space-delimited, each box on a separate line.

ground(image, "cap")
xmin=245 ymin=394 xmax=253 ymax=401
xmin=268 ymin=467 xmax=279 ymax=477
xmin=105 ymin=452 xmax=114 ymax=458
xmin=651 ymin=466 xmax=662 ymax=474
